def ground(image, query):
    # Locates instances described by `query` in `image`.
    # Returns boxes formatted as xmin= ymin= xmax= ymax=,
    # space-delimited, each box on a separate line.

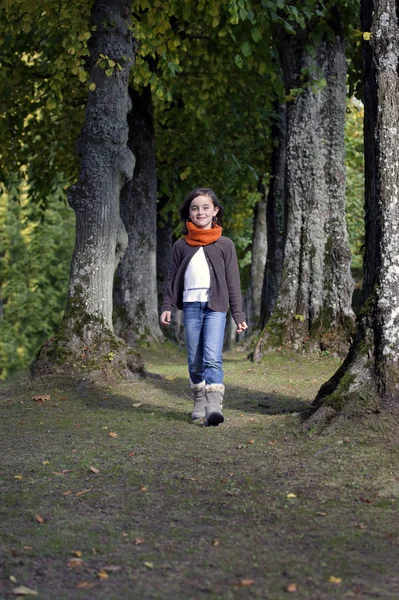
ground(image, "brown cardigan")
xmin=161 ymin=236 xmax=245 ymax=325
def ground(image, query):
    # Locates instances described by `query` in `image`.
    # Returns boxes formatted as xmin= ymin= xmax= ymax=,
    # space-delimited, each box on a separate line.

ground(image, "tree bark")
xmin=309 ymin=0 xmax=399 ymax=424
xmin=250 ymin=185 xmax=267 ymax=331
xmin=253 ymin=26 xmax=354 ymax=361
xmin=259 ymin=103 xmax=287 ymax=331
xmin=114 ymin=86 xmax=162 ymax=345
xmin=31 ymin=0 xmax=145 ymax=380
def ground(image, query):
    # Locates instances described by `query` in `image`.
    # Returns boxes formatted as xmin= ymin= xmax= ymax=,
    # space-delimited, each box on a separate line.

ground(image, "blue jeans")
xmin=183 ymin=302 xmax=226 ymax=385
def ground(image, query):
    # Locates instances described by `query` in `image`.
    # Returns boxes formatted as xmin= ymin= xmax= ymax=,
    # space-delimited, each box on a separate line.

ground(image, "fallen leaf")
xmin=286 ymin=493 xmax=297 ymax=499
xmin=128 ymin=451 xmax=135 ymax=457
xmin=14 ymin=475 xmax=23 ymax=480
xmin=62 ymin=490 xmax=73 ymax=496
xmin=109 ymin=432 xmax=118 ymax=438
xmin=102 ymin=426 xmax=109 ymax=429
xmin=358 ymin=524 xmax=368 ymax=529
xmin=139 ymin=485 xmax=147 ymax=491
xmin=121 ymin=532 xmax=128 ymax=537
xmin=31 ymin=395 xmax=51 ymax=402
xmin=76 ymin=489 xmax=92 ymax=496
xmin=238 ymin=579 xmax=255 ymax=587
xmin=12 ymin=585 xmax=38 ymax=596
xmin=212 ymin=539 xmax=220 ymax=546
xmin=90 ymin=467 xmax=100 ymax=474
xmin=68 ymin=558 xmax=84 ymax=568
xmin=76 ymin=581 xmax=95 ymax=588
xmin=329 ymin=576 xmax=342 ymax=584
xmin=316 ymin=512 xmax=328 ymax=517
xmin=53 ymin=469 xmax=74 ymax=475
xmin=97 ymin=570 xmax=109 ymax=579
xmin=23 ymin=546 xmax=32 ymax=550
xmin=134 ymin=537 xmax=145 ymax=544
xmin=35 ymin=514 xmax=46 ymax=524
xmin=10 ymin=575 xmax=17 ymax=583
xmin=287 ymin=583 xmax=298 ymax=592
xmin=103 ymin=565 xmax=122 ymax=572
xmin=247 ymin=439 xmax=255 ymax=444
xmin=144 ymin=561 xmax=153 ymax=569
xmin=164 ymin=375 xmax=177 ymax=381
xmin=71 ymin=550 xmax=82 ymax=557
xmin=42 ymin=461 xmax=50 ymax=465
xmin=132 ymin=403 xmax=143 ymax=408
xmin=269 ymin=441 xmax=277 ymax=445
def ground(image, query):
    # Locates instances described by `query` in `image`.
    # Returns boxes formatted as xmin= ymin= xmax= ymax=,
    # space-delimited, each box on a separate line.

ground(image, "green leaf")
xmin=251 ymin=27 xmax=262 ymax=43
xmin=234 ymin=54 xmax=243 ymax=69
xmin=241 ymin=41 xmax=252 ymax=57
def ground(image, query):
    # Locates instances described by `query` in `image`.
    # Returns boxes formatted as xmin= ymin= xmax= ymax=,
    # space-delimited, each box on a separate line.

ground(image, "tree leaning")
xmin=32 ymin=0 xmax=145 ymax=379
xmin=310 ymin=0 xmax=399 ymax=422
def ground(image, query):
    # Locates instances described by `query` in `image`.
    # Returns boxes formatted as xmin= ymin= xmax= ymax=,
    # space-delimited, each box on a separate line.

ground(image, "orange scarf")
xmin=185 ymin=221 xmax=222 ymax=246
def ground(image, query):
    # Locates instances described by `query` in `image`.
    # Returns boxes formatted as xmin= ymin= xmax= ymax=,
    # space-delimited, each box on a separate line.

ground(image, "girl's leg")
xmin=183 ymin=302 xmax=205 ymax=384
xmin=202 ymin=308 xmax=226 ymax=384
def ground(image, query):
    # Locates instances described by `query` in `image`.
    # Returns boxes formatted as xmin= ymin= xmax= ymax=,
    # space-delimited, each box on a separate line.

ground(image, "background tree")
xmin=310 ymin=0 xmax=399 ymax=423
xmin=253 ymin=6 xmax=356 ymax=360
xmin=31 ymin=0 xmax=145 ymax=378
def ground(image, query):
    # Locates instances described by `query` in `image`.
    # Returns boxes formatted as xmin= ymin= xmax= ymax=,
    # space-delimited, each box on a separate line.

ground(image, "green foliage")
xmin=345 ymin=97 xmax=364 ymax=270
xmin=0 ymin=173 xmax=75 ymax=378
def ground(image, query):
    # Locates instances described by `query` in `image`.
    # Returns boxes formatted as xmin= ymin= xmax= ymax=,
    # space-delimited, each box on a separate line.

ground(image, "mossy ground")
xmin=1 ymin=345 xmax=398 ymax=599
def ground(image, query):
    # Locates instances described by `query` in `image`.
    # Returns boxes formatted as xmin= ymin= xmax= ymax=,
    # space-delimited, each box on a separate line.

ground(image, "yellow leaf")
xmin=90 ymin=466 xmax=100 ymax=474
xmin=144 ymin=561 xmax=153 ymax=569
xmin=12 ymin=586 xmax=38 ymax=596
xmin=109 ymin=431 xmax=118 ymax=438
xmin=97 ymin=570 xmax=109 ymax=579
xmin=89 ymin=82 xmax=96 ymax=91
xmin=76 ymin=489 xmax=92 ymax=496
xmin=329 ymin=576 xmax=342 ymax=584
xmin=164 ymin=375 xmax=177 ymax=381
xmin=78 ymin=68 xmax=87 ymax=83
xmin=76 ymin=581 xmax=95 ymax=588
xmin=71 ymin=550 xmax=82 ymax=557
xmin=286 ymin=493 xmax=297 ymax=499
xmin=31 ymin=395 xmax=51 ymax=402
xmin=9 ymin=575 xmax=17 ymax=583
xmin=139 ymin=485 xmax=147 ymax=491
xmin=35 ymin=514 xmax=46 ymax=524
xmin=68 ymin=558 xmax=84 ymax=568
xmin=108 ymin=59 xmax=115 ymax=67
xmin=287 ymin=583 xmax=298 ymax=592
xmin=212 ymin=539 xmax=220 ymax=546
xmin=238 ymin=579 xmax=255 ymax=587
xmin=134 ymin=537 xmax=145 ymax=544
xmin=62 ymin=490 xmax=73 ymax=496
xmin=14 ymin=475 xmax=23 ymax=480
xmin=363 ymin=32 xmax=371 ymax=40
xmin=42 ymin=461 xmax=50 ymax=465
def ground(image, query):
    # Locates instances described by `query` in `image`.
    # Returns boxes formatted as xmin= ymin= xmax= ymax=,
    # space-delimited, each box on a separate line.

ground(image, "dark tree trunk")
xmin=114 ymin=86 xmax=162 ymax=345
xmin=250 ymin=185 xmax=267 ymax=331
xmin=309 ymin=0 xmax=399 ymax=424
xmin=259 ymin=103 xmax=287 ymax=331
xmin=31 ymin=0 xmax=145 ymax=380
xmin=253 ymin=25 xmax=354 ymax=361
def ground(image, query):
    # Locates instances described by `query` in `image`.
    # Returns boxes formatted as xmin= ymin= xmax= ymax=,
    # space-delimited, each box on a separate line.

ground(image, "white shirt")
xmin=183 ymin=247 xmax=210 ymax=302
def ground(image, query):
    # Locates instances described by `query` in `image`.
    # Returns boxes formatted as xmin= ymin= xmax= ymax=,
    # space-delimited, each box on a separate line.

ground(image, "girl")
xmin=160 ymin=187 xmax=248 ymax=426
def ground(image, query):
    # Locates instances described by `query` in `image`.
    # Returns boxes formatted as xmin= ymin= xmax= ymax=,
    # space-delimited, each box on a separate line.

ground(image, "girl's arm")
xmin=224 ymin=241 xmax=247 ymax=331
xmin=160 ymin=242 xmax=182 ymax=315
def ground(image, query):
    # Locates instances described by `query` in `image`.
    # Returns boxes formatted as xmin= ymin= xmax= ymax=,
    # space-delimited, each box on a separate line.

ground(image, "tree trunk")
xmin=259 ymin=103 xmax=287 ymax=332
xmin=250 ymin=185 xmax=267 ymax=331
xmin=31 ymin=0 xmax=145 ymax=380
xmin=114 ymin=86 xmax=162 ymax=345
xmin=253 ymin=26 xmax=354 ymax=361
xmin=309 ymin=0 xmax=399 ymax=424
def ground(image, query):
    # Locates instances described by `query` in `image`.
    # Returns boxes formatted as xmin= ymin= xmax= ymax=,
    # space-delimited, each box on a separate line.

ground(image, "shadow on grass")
xmin=78 ymin=373 xmax=309 ymax=422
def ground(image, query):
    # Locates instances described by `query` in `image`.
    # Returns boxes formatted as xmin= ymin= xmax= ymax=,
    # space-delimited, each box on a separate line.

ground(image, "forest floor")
xmin=0 ymin=344 xmax=398 ymax=600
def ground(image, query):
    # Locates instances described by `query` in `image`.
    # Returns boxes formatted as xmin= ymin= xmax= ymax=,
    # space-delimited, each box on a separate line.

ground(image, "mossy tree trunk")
xmin=309 ymin=0 xmax=399 ymax=423
xmin=253 ymin=23 xmax=354 ymax=361
xmin=32 ymin=0 xmax=145 ymax=379
xmin=114 ymin=86 xmax=162 ymax=345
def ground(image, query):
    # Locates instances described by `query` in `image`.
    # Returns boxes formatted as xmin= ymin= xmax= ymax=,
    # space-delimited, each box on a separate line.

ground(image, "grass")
xmin=0 ymin=344 xmax=398 ymax=599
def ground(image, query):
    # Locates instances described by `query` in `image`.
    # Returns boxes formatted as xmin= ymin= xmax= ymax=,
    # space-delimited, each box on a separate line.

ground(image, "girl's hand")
xmin=236 ymin=321 xmax=248 ymax=334
xmin=160 ymin=311 xmax=171 ymax=327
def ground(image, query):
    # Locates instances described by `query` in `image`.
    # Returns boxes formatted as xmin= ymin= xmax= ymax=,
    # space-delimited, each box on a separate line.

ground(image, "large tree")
xmin=32 ymin=0 xmax=145 ymax=379
xmin=309 ymin=0 xmax=399 ymax=422
xmin=253 ymin=11 xmax=355 ymax=360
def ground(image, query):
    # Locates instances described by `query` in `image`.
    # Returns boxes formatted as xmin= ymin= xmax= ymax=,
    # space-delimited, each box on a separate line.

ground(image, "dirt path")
xmin=0 ymin=346 xmax=398 ymax=599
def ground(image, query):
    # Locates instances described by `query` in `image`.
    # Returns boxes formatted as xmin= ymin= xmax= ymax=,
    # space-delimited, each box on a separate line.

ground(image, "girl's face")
xmin=189 ymin=194 xmax=219 ymax=230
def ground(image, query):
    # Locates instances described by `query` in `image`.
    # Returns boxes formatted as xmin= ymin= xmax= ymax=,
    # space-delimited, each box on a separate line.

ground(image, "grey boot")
xmin=205 ymin=384 xmax=225 ymax=426
xmin=190 ymin=380 xmax=206 ymax=420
